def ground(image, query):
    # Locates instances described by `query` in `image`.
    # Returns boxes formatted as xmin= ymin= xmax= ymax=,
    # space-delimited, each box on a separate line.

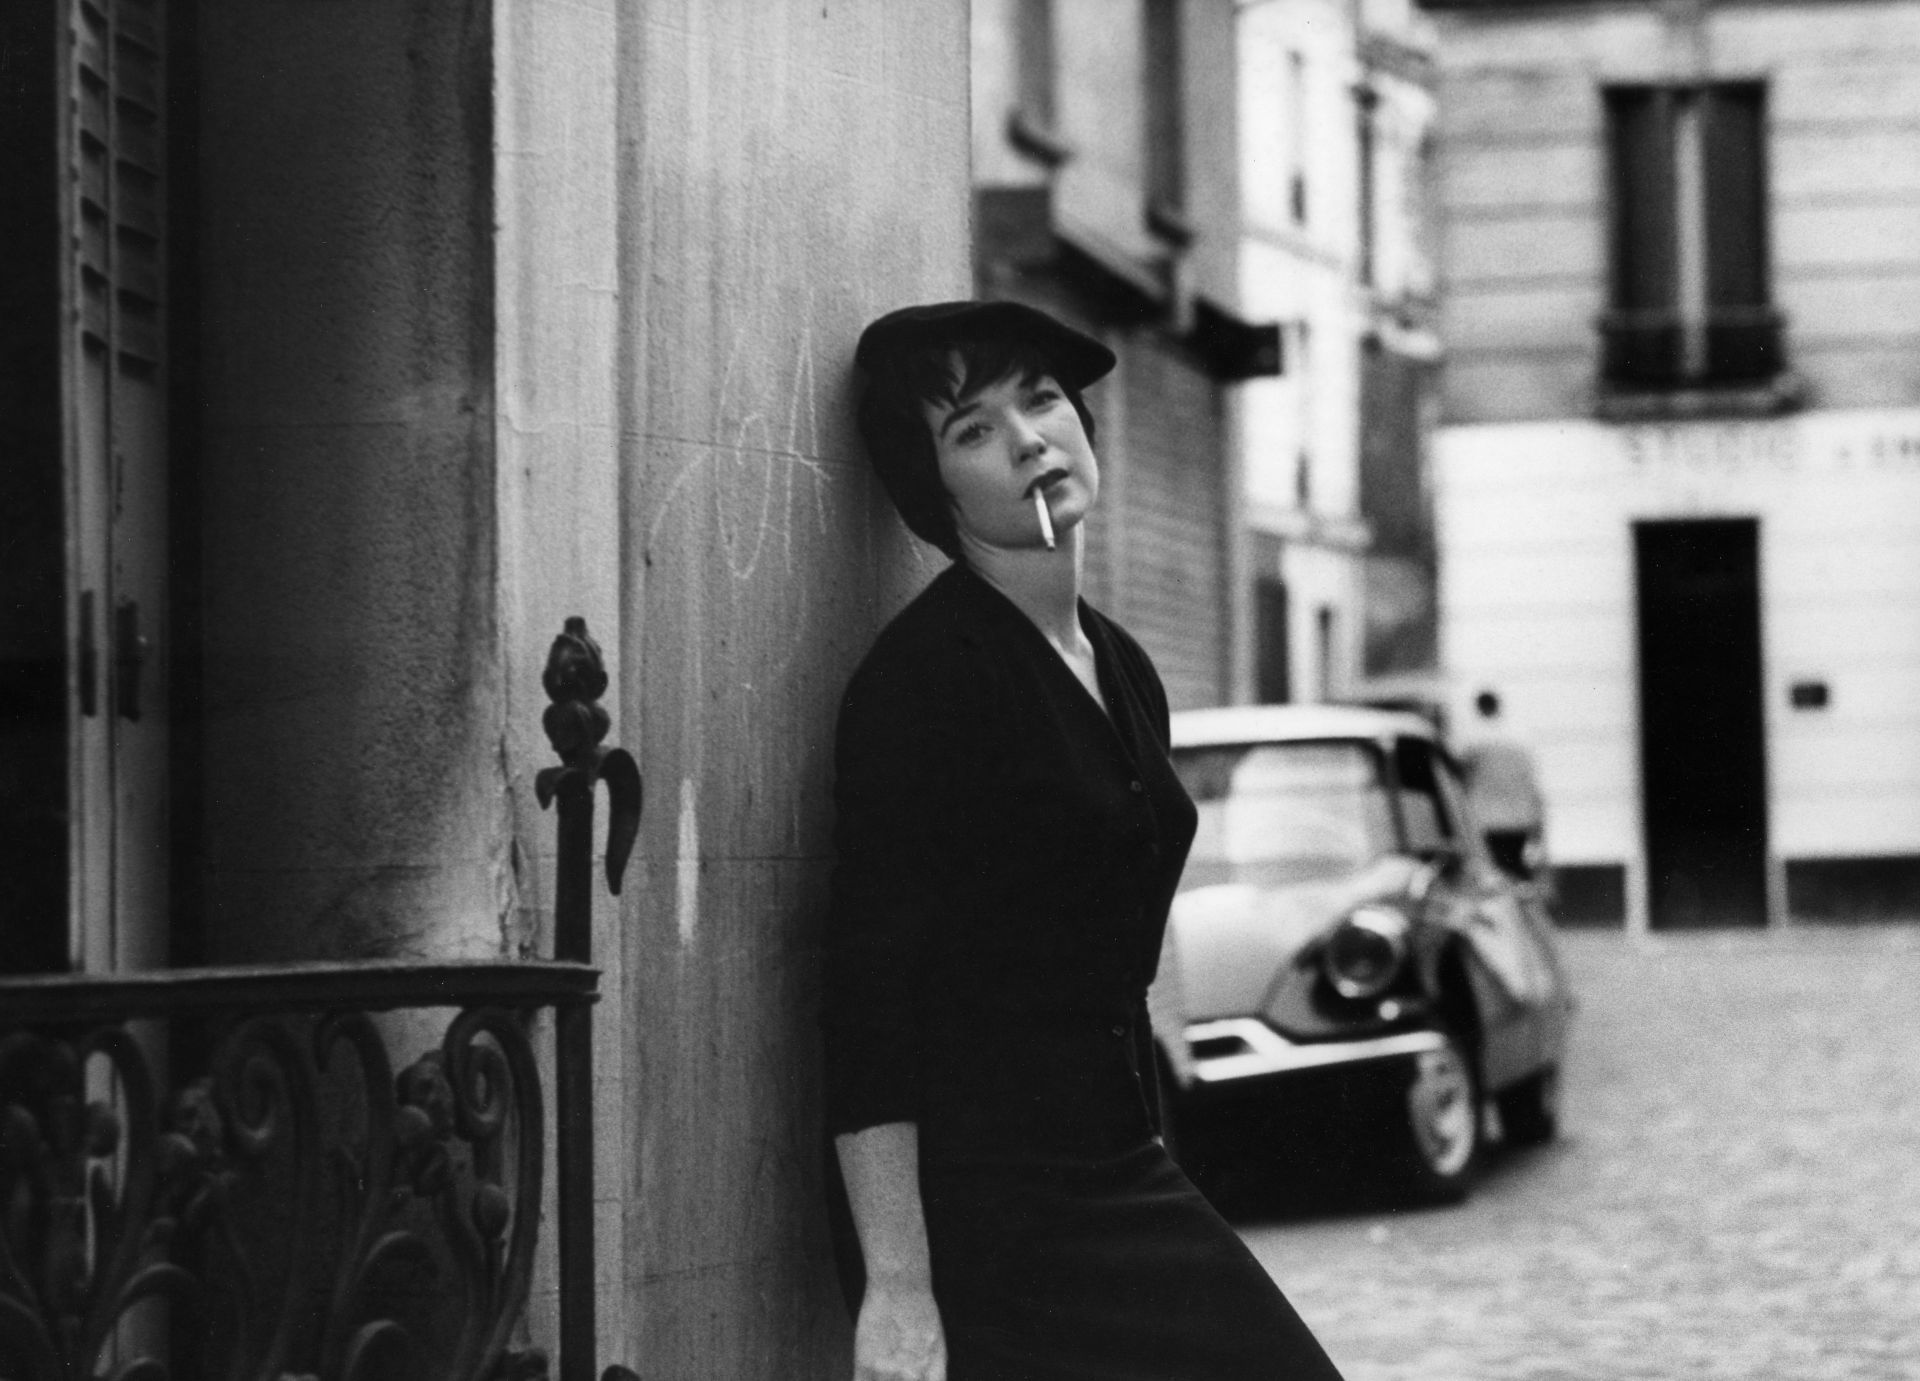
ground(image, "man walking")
xmin=1460 ymin=690 xmax=1546 ymax=882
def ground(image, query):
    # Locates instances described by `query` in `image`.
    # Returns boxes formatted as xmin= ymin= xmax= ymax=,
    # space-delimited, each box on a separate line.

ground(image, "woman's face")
xmin=921 ymin=368 xmax=1100 ymax=554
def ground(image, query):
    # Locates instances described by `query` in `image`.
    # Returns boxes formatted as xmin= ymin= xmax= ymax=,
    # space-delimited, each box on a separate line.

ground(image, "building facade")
xmin=1353 ymin=0 xmax=1445 ymax=679
xmin=2 ymin=1 xmax=972 ymax=1375
xmin=1236 ymin=0 xmax=1442 ymax=704
xmin=969 ymin=0 xmax=1440 ymax=712
xmin=1422 ymin=0 xmax=1920 ymax=929
xmin=972 ymin=0 xmax=1280 ymax=711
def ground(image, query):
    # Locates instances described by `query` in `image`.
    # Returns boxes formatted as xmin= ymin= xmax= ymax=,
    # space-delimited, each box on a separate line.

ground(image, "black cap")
xmin=854 ymin=300 xmax=1115 ymax=390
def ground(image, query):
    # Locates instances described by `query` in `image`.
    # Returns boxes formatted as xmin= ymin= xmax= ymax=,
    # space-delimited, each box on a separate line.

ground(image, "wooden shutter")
xmin=1124 ymin=338 xmax=1228 ymax=712
xmin=1701 ymin=84 xmax=1778 ymax=381
xmin=1356 ymin=85 xmax=1377 ymax=287
xmin=1016 ymin=0 xmax=1056 ymax=129
xmin=1143 ymin=0 xmax=1184 ymax=214
xmin=64 ymin=0 xmax=172 ymax=973
xmin=1288 ymin=51 xmax=1308 ymax=224
xmin=1603 ymin=86 xmax=1681 ymax=384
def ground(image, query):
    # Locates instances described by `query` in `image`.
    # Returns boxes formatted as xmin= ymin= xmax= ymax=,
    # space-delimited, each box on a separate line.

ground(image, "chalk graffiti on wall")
xmin=717 ymin=323 xmax=832 ymax=582
xmin=639 ymin=291 xmax=856 ymax=882
xmin=645 ymin=317 xmax=834 ymax=579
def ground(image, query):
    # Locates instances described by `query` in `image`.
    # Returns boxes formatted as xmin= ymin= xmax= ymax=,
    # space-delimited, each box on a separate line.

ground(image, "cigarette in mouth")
xmin=1033 ymin=490 xmax=1056 ymax=549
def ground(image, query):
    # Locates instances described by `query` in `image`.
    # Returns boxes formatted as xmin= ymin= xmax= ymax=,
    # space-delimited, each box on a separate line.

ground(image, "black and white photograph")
xmin=3 ymin=1 xmax=1917 ymax=1378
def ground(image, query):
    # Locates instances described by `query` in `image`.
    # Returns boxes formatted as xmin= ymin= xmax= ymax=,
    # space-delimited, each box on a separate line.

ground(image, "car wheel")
xmin=1383 ymin=1030 xmax=1479 ymax=1204
xmin=1496 ymin=1065 xmax=1561 ymax=1147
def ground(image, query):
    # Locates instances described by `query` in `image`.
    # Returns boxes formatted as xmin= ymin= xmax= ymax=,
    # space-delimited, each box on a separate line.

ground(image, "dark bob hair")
xmin=853 ymin=303 xmax=1113 ymax=558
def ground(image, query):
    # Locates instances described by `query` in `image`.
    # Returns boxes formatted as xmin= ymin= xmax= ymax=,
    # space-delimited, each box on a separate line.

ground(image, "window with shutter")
xmin=1601 ymin=82 xmax=1781 ymax=392
xmin=1016 ymin=0 xmax=1055 ymax=129
xmin=1288 ymin=50 xmax=1309 ymax=225
xmin=1255 ymin=577 xmax=1292 ymax=705
xmin=1356 ymin=83 xmax=1378 ymax=288
xmin=1143 ymin=0 xmax=1186 ymax=221
xmin=1008 ymin=0 xmax=1073 ymax=166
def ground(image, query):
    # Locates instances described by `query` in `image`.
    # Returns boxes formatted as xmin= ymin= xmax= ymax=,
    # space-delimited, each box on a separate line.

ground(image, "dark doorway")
xmin=1634 ymin=519 xmax=1769 ymax=927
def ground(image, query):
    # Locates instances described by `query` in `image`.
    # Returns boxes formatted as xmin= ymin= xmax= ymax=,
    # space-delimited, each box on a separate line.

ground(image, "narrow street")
xmin=1238 ymin=928 xmax=1920 ymax=1381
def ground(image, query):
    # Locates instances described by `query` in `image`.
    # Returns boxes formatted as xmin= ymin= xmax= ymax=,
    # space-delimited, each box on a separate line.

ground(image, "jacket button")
xmin=1129 ymin=780 xmax=1144 ymax=794
xmin=1110 ymin=1025 xmax=1125 ymax=1038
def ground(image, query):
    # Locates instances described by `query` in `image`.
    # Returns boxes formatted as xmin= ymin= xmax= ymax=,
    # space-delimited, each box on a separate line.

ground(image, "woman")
xmin=822 ymin=301 xmax=1346 ymax=1381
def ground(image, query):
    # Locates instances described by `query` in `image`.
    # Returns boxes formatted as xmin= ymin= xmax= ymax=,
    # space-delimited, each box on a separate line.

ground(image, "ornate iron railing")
xmin=2 ymin=619 xmax=641 ymax=1381
xmin=0 ymin=962 xmax=623 ymax=1381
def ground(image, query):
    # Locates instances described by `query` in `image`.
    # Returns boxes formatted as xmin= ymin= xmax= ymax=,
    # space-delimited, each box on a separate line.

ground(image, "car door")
xmin=1393 ymin=736 xmax=1544 ymax=1089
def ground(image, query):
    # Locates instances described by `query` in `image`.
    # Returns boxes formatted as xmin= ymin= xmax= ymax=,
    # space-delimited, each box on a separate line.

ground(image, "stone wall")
xmin=612 ymin=5 xmax=969 ymax=1374
xmin=195 ymin=0 xmax=505 ymax=963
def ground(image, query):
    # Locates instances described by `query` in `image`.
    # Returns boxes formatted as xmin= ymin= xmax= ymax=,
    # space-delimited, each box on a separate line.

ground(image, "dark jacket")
xmin=820 ymin=564 xmax=1198 ymax=1164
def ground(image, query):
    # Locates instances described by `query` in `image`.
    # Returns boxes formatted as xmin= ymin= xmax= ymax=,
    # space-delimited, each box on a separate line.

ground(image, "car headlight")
xmin=1322 ymin=905 xmax=1411 ymax=1000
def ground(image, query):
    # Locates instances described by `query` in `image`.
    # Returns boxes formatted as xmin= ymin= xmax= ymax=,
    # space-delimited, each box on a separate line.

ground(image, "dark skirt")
xmin=918 ymin=1141 xmax=1346 ymax=1381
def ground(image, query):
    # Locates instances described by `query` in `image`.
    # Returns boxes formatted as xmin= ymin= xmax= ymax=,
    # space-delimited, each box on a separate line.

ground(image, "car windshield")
xmin=1172 ymin=740 xmax=1397 ymax=887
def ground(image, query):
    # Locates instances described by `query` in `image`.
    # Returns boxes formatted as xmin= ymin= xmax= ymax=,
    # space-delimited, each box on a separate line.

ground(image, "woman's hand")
xmin=836 ymin=1123 xmax=944 ymax=1379
xmin=852 ymin=1275 xmax=946 ymax=1380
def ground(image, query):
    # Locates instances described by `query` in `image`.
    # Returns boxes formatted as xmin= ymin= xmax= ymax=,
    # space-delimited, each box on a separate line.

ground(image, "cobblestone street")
xmin=1239 ymin=927 xmax=1920 ymax=1381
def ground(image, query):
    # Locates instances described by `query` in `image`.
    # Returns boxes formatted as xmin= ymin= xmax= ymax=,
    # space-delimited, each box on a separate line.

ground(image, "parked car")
xmin=1148 ymin=705 xmax=1573 ymax=1204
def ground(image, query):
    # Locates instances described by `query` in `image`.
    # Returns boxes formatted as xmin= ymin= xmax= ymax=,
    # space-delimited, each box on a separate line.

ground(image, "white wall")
xmin=1284 ymin=538 xmax=1369 ymax=702
xmin=1239 ymin=0 xmax=1359 ymax=252
xmin=1239 ymin=240 xmax=1363 ymax=522
xmin=1436 ymin=409 xmax=1920 ymax=899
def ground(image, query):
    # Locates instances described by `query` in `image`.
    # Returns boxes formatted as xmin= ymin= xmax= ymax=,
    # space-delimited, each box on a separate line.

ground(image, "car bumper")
xmin=1181 ymin=1018 xmax=1447 ymax=1088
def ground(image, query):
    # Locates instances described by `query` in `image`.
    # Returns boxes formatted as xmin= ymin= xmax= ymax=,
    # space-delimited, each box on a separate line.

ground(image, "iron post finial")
xmin=534 ymin=616 xmax=642 ymax=900
xmin=540 ymin=617 xmax=612 ymax=764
